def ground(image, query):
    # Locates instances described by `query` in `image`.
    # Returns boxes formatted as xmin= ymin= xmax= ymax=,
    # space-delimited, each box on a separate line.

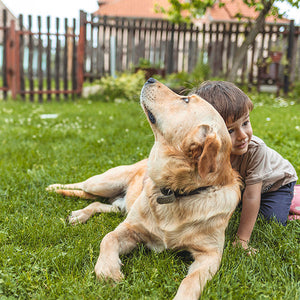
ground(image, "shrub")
xmin=88 ymin=71 xmax=146 ymax=102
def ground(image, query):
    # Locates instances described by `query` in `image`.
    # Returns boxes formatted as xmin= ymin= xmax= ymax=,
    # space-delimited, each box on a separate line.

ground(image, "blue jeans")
xmin=259 ymin=181 xmax=296 ymax=226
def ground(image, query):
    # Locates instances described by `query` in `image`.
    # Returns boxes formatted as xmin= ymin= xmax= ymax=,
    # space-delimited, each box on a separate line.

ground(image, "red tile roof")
xmin=94 ymin=0 xmax=290 ymax=24
xmin=94 ymin=0 xmax=170 ymax=18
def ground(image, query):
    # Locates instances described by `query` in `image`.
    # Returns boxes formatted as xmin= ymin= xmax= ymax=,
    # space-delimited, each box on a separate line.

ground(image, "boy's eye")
xmin=243 ymin=120 xmax=249 ymax=126
xmin=228 ymin=129 xmax=234 ymax=134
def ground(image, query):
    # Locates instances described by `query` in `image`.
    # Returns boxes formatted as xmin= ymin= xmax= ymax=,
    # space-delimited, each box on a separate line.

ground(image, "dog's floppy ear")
xmin=198 ymin=132 xmax=221 ymax=178
xmin=183 ymin=124 xmax=221 ymax=178
xmin=183 ymin=124 xmax=210 ymax=160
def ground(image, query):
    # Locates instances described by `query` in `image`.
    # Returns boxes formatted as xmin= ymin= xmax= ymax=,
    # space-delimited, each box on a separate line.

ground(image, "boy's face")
xmin=226 ymin=110 xmax=253 ymax=156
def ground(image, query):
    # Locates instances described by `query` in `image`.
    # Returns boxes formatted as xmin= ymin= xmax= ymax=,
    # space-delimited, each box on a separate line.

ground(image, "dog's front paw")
xmin=68 ymin=209 xmax=90 ymax=225
xmin=94 ymin=259 xmax=124 ymax=282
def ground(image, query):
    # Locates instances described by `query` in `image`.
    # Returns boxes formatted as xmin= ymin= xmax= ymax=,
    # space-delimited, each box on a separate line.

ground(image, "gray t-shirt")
xmin=231 ymin=135 xmax=298 ymax=193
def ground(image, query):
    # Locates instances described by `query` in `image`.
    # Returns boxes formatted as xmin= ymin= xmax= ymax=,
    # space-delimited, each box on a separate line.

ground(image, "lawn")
xmin=0 ymin=93 xmax=299 ymax=299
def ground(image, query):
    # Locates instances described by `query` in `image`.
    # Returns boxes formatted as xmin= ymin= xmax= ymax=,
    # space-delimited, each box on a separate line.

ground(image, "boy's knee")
xmin=259 ymin=183 xmax=296 ymax=226
xmin=259 ymin=211 xmax=287 ymax=226
xmin=259 ymin=204 xmax=289 ymax=226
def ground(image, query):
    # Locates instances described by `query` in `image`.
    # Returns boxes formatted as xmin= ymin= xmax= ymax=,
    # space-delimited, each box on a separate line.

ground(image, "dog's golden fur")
xmin=47 ymin=79 xmax=241 ymax=299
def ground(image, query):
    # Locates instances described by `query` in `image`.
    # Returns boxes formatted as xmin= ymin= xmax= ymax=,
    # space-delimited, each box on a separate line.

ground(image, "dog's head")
xmin=140 ymin=78 xmax=236 ymax=192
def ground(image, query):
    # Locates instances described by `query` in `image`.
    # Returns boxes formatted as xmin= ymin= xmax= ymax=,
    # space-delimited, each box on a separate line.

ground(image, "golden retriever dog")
xmin=47 ymin=78 xmax=241 ymax=299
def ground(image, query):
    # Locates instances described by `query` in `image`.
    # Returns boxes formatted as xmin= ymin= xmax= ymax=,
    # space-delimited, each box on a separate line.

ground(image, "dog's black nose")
xmin=146 ymin=78 xmax=156 ymax=84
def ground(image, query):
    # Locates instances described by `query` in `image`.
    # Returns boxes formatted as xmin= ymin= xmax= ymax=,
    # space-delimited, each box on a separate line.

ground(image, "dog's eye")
xmin=182 ymin=97 xmax=189 ymax=103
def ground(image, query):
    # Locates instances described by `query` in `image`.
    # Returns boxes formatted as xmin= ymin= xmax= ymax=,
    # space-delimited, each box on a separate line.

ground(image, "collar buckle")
xmin=157 ymin=188 xmax=176 ymax=204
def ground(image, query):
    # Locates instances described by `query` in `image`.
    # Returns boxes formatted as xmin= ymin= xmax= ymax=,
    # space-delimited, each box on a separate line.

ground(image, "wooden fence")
xmin=0 ymin=9 xmax=81 ymax=101
xmin=83 ymin=13 xmax=300 ymax=88
xmin=1 ymin=9 xmax=300 ymax=100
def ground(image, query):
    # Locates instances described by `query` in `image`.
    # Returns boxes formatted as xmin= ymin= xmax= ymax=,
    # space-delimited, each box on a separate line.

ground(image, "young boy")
xmin=192 ymin=81 xmax=298 ymax=251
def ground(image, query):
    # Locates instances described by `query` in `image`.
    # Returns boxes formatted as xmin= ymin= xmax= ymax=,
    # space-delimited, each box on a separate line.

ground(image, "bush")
xmin=84 ymin=54 xmax=212 ymax=101
xmin=88 ymin=71 xmax=146 ymax=102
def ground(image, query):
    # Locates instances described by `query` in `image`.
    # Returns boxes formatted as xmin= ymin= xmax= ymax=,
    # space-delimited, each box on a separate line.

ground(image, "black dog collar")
xmin=157 ymin=186 xmax=212 ymax=204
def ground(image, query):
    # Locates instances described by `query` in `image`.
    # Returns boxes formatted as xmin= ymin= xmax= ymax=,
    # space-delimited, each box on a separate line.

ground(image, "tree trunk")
xmin=227 ymin=0 xmax=274 ymax=82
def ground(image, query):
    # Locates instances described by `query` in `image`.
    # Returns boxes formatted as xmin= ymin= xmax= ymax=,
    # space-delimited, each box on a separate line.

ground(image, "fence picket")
xmin=28 ymin=15 xmax=34 ymax=101
xmin=46 ymin=16 xmax=51 ymax=101
xmin=1 ymin=9 xmax=8 ymax=98
xmin=19 ymin=15 xmax=25 ymax=100
xmin=63 ymin=18 xmax=68 ymax=98
xmin=72 ymin=18 xmax=77 ymax=95
xmin=37 ymin=16 xmax=43 ymax=102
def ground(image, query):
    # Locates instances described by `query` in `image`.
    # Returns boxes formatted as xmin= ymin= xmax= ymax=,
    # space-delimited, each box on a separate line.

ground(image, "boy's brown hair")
xmin=191 ymin=81 xmax=254 ymax=124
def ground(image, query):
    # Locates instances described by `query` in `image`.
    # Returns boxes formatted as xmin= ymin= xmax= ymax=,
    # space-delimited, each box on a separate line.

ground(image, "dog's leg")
xmin=51 ymin=188 xmax=99 ymax=199
xmin=94 ymin=222 xmax=140 ymax=282
xmin=173 ymin=251 xmax=221 ymax=300
xmin=68 ymin=201 xmax=120 ymax=225
xmin=47 ymin=159 xmax=147 ymax=199
xmin=46 ymin=182 xmax=101 ymax=199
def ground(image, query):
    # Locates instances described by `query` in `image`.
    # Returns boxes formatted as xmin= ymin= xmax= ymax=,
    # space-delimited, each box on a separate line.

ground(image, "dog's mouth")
xmin=145 ymin=106 xmax=156 ymax=124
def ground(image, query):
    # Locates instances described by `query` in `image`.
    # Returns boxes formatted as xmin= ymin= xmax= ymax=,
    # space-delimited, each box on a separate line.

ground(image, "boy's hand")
xmin=233 ymin=238 xmax=258 ymax=255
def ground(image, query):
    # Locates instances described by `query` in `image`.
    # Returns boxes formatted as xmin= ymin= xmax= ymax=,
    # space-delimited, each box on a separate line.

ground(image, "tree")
xmin=157 ymin=0 xmax=300 ymax=81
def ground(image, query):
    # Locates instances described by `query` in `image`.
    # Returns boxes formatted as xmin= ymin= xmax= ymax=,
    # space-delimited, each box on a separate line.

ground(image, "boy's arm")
xmin=236 ymin=182 xmax=262 ymax=249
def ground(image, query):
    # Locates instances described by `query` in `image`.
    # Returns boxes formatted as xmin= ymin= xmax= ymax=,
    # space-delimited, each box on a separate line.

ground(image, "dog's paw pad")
xmin=95 ymin=264 xmax=124 ymax=282
xmin=68 ymin=210 xmax=90 ymax=225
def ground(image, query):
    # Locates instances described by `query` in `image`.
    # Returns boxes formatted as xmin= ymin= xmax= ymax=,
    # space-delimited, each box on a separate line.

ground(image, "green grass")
xmin=0 ymin=94 xmax=299 ymax=299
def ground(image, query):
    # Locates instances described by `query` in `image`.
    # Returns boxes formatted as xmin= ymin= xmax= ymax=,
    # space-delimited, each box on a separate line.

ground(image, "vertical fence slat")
xmin=2 ymin=9 xmax=8 ymax=99
xmin=174 ymin=23 xmax=180 ymax=72
xmin=63 ymin=18 xmax=68 ymax=98
xmin=240 ymin=25 xmax=248 ymax=84
xmin=72 ymin=18 xmax=77 ymax=96
xmin=101 ymin=16 xmax=106 ymax=75
xmin=181 ymin=23 xmax=187 ymax=71
xmin=153 ymin=20 xmax=158 ymax=65
xmin=166 ymin=23 xmax=174 ymax=74
xmin=135 ymin=19 xmax=143 ymax=65
xmin=28 ymin=15 xmax=34 ymax=101
xmin=284 ymin=20 xmax=295 ymax=94
xmin=77 ymin=10 xmax=86 ymax=96
xmin=90 ymin=15 xmax=94 ymax=81
xmin=201 ymin=23 xmax=206 ymax=65
xmin=187 ymin=24 xmax=194 ymax=72
xmin=219 ymin=23 xmax=225 ymax=75
xmin=7 ymin=20 xmax=19 ymax=99
xmin=193 ymin=25 xmax=199 ymax=70
xmin=19 ymin=15 xmax=25 ymax=100
xmin=37 ymin=16 xmax=43 ymax=102
xmin=225 ymin=23 xmax=232 ymax=75
xmin=46 ymin=16 xmax=51 ymax=101
xmin=126 ymin=19 xmax=133 ymax=69
xmin=55 ymin=18 xmax=60 ymax=100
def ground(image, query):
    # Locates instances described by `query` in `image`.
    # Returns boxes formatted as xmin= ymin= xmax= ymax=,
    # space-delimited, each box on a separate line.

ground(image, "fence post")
xmin=166 ymin=23 xmax=175 ymax=74
xmin=77 ymin=10 xmax=87 ymax=96
xmin=2 ymin=9 xmax=8 ymax=99
xmin=110 ymin=36 xmax=117 ymax=78
xmin=7 ymin=20 xmax=20 ymax=99
xmin=284 ymin=20 xmax=295 ymax=94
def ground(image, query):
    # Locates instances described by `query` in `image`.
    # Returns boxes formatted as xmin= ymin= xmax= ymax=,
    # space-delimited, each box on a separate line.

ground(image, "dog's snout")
xmin=146 ymin=78 xmax=156 ymax=84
